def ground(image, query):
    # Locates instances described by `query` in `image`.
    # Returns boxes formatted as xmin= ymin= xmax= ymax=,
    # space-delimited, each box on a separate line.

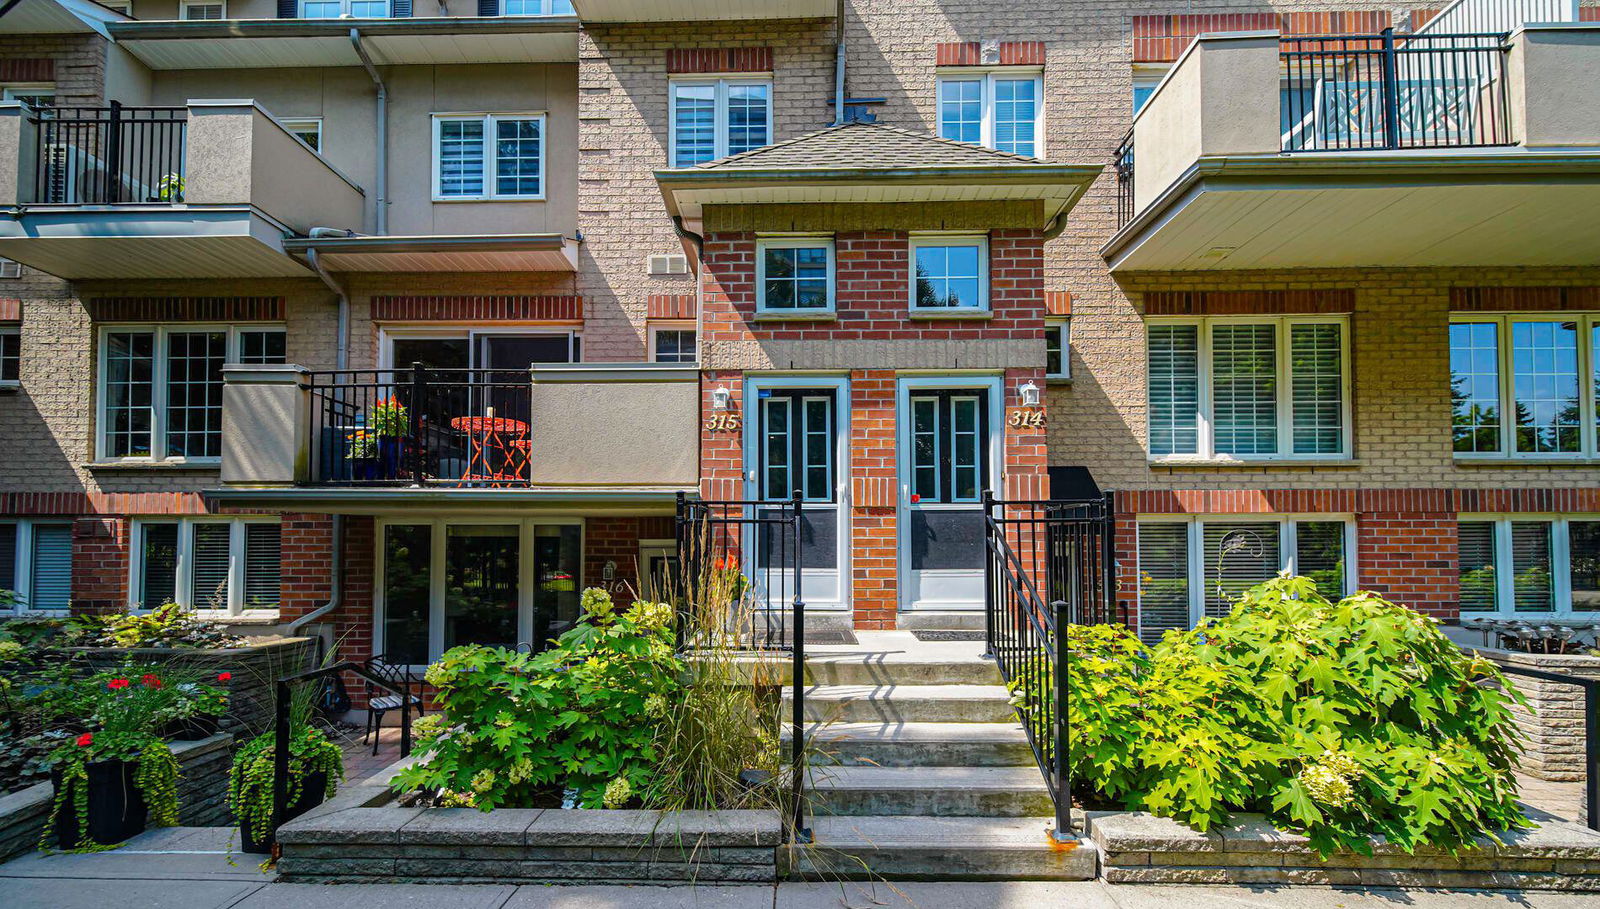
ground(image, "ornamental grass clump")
xmin=1053 ymin=574 xmax=1527 ymax=855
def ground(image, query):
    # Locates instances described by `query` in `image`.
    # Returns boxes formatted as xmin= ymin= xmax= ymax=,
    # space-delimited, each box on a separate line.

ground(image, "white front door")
xmin=749 ymin=384 xmax=846 ymax=611
xmin=901 ymin=382 xmax=998 ymax=611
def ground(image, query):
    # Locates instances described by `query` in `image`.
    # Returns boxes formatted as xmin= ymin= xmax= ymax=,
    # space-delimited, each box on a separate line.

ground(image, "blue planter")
xmin=378 ymin=438 xmax=403 ymax=479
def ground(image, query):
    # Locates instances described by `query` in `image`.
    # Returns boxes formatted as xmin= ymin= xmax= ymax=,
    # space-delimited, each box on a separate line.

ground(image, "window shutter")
xmin=244 ymin=523 xmax=282 ymax=608
xmin=1202 ymin=522 xmax=1280 ymax=619
xmin=393 ymin=0 xmax=412 ymax=15
xmin=1290 ymin=323 xmax=1343 ymax=455
xmin=1510 ymin=521 xmax=1554 ymax=613
xmin=29 ymin=524 xmax=72 ymax=611
xmin=1146 ymin=324 xmax=1199 ymax=456
xmin=1136 ymin=523 xmax=1189 ymax=644
xmin=191 ymin=523 xmax=232 ymax=610
xmin=278 ymin=0 xmax=297 ymax=17
xmin=1457 ymin=521 xmax=1498 ymax=613
xmin=140 ymin=522 xmax=180 ymax=608
xmin=0 ymin=524 xmax=17 ymax=595
xmin=478 ymin=0 xmax=498 ymax=15
xmin=1211 ymin=324 xmax=1278 ymax=456
xmin=1294 ymin=521 xmax=1347 ymax=599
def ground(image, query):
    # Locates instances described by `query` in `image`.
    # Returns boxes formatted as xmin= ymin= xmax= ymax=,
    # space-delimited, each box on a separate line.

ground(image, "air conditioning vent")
xmin=649 ymin=254 xmax=688 ymax=276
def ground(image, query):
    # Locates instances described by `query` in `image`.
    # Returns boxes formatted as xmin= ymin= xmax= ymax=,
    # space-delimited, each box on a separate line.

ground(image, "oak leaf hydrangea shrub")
xmin=1052 ymin=574 xmax=1526 ymax=855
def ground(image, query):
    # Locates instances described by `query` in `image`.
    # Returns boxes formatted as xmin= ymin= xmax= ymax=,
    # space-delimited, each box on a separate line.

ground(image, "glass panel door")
xmin=905 ymin=390 xmax=990 ymax=610
xmin=444 ymin=525 xmax=519 ymax=650
xmin=754 ymin=388 xmax=842 ymax=610
xmin=532 ymin=524 xmax=582 ymax=649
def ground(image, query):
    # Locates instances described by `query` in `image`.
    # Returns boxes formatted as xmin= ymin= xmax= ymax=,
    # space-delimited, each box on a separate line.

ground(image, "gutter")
xmin=671 ymin=215 xmax=703 ymax=259
xmin=350 ymin=28 xmax=388 ymax=235
xmin=832 ymin=0 xmax=846 ymax=126
xmin=305 ymin=247 xmax=350 ymax=371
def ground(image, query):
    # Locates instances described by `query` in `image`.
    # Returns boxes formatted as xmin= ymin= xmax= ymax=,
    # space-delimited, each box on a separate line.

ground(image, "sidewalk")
xmin=2 ymin=829 xmax=1598 ymax=909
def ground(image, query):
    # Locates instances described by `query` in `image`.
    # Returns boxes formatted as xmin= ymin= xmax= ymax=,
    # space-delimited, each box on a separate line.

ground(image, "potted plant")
xmin=369 ymin=397 xmax=408 ymax=479
xmin=156 ymin=672 xmax=231 ymax=741
xmin=43 ymin=672 xmax=181 ymax=850
xmin=228 ymin=682 xmax=344 ymax=854
xmin=345 ymin=428 xmax=379 ymax=481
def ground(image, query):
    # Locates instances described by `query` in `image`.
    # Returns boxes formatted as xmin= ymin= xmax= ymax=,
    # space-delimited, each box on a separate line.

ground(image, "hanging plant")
xmin=42 ymin=728 xmax=179 ymax=851
xmin=228 ymin=725 xmax=344 ymax=847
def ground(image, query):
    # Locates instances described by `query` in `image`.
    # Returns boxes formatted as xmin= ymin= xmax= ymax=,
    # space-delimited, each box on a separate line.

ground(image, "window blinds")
xmin=191 ymin=523 xmax=232 ymax=610
xmin=29 ymin=524 xmax=72 ymax=611
xmin=244 ymin=523 xmax=282 ymax=609
xmin=1202 ymin=522 xmax=1280 ymax=618
xmin=1136 ymin=523 xmax=1189 ymax=644
xmin=1147 ymin=324 xmax=1199 ymax=456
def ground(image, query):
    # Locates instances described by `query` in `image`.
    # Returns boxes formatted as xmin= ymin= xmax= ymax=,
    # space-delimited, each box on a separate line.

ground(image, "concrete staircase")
xmin=782 ymin=631 xmax=1097 ymax=881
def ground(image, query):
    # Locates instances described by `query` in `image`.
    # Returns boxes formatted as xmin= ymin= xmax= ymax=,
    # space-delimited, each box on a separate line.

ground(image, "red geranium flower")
xmin=107 ymin=679 xmax=130 ymax=690
xmin=76 ymin=733 xmax=93 ymax=747
xmin=141 ymin=674 xmax=163 ymax=689
xmin=217 ymin=672 xmax=232 ymax=682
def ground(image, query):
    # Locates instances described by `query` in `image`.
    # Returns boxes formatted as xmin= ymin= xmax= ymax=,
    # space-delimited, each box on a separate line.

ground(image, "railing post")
xmin=1052 ymin=595 xmax=1073 ymax=843
xmin=409 ymin=362 xmax=425 ymax=487
xmin=1379 ymin=28 xmax=1400 ymax=150
xmin=789 ymin=490 xmax=811 ymax=843
xmin=1588 ymin=682 xmax=1598 ymax=833
xmin=271 ymin=677 xmax=290 ymax=848
xmin=982 ymin=489 xmax=996 ymax=659
xmin=673 ymin=491 xmax=688 ymax=651
xmin=103 ymin=101 xmax=123 ymax=203
xmin=1102 ymin=490 xmax=1117 ymax=627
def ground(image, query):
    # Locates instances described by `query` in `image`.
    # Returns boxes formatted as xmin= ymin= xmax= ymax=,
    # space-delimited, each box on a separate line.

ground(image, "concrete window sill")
xmin=84 ymin=460 xmax=222 ymax=471
xmin=1147 ymin=458 xmax=1362 ymax=470
xmin=908 ymin=310 xmax=994 ymax=321
xmin=1453 ymin=457 xmax=1600 ymax=467
xmin=753 ymin=311 xmax=837 ymax=323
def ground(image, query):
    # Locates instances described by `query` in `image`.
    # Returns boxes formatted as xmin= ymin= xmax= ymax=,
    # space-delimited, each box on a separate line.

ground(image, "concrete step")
xmin=801 ymin=653 xmax=1003 ymax=687
xmin=786 ymin=816 xmax=1097 ymax=881
xmin=787 ymin=684 xmax=1016 ymax=724
xmin=806 ymin=765 xmax=1053 ymax=817
xmin=791 ymin=721 xmax=1034 ymax=767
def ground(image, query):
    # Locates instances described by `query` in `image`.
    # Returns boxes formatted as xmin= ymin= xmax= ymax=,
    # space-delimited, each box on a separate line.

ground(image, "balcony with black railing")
xmin=0 ymin=99 xmax=364 ymax=280
xmin=1105 ymin=23 xmax=1600 ymax=270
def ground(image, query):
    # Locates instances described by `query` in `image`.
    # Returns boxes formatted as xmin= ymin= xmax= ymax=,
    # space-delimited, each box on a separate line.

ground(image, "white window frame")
xmin=936 ymin=69 xmax=1046 ymax=157
xmin=1457 ymin=514 xmax=1600 ymax=618
xmin=0 ymin=325 xmax=18 ymax=387
xmin=1146 ymin=315 xmax=1352 ymax=462
xmin=298 ymin=0 xmax=390 ymax=17
xmin=908 ymin=234 xmax=990 ymax=314
xmin=95 ymin=324 xmax=286 ymax=463
xmin=502 ymin=0 xmax=571 ymax=14
xmin=373 ymin=516 xmax=585 ymax=667
xmin=98 ymin=0 xmax=133 ymax=14
xmin=1 ymin=519 xmax=73 ymax=614
xmin=377 ymin=326 xmax=581 ymax=370
xmin=648 ymin=321 xmax=697 ymax=363
xmin=279 ymin=117 xmax=323 ymax=153
xmin=1 ymin=85 xmax=54 ymax=106
xmin=1046 ymin=318 xmax=1070 ymax=381
xmin=178 ymin=0 xmax=225 ymax=19
xmin=755 ymin=237 xmax=835 ymax=314
xmin=0 ymin=258 xmax=21 ymax=279
xmin=1449 ymin=313 xmax=1599 ymax=461
xmin=1131 ymin=64 xmax=1169 ymax=116
xmin=668 ymin=75 xmax=774 ymax=166
xmin=127 ymin=516 xmax=281 ymax=616
xmin=1136 ymin=515 xmax=1359 ymax=632
xmin=431 ymin=113 xmax=547 ymax=202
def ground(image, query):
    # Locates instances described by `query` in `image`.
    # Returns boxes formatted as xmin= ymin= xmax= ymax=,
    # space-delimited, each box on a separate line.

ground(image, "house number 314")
xmin=1007 ymin=409 xmax=1046 ymax=428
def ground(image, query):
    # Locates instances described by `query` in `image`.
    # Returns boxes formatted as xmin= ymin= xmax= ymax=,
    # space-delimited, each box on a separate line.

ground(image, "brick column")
xmin=850 ymin=369 xmax=898 ymax=629
xmin=279 ymin=513 xmax=334 ymax=623
xmin=1357 ymin=512 xmax=1459 ymax=621
xmin=71 ymin=516 xmax=128 ymax=614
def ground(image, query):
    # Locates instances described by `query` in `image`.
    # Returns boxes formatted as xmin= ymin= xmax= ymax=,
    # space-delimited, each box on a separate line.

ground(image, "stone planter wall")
xmin=276 ymin=782 xmax=782 ymax=884
xmin=1480 ymin=648 xmax=1600 ymax=782
xmin=0 ymin=733 xmax=234 ymax=864
xmin=61 ymin=637 xmax=316 ymax=739
xmin=1090 ymin=811 xmax=1600 ymax=891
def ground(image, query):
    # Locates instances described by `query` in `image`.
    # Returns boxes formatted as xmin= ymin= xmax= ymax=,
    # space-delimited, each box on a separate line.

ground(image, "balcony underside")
xmin=0 ymin=206 xmax=311 ymax=279
xmin=1103 ymin=153 xmax=1600 ymax=272
xmin=204 ymin=486 xmax=689 ymax=516
xmin=282 ymin=234 xmax=577 ymax=273
xmin=571 ymin=0 xmax=834 ymax=21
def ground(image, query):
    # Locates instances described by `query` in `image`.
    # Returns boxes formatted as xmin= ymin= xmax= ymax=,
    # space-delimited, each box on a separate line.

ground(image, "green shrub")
xmin=1040 ymin=574 xmax=1526 ymax=854
xmin=392 ymin=588 xmax=682 ymax=810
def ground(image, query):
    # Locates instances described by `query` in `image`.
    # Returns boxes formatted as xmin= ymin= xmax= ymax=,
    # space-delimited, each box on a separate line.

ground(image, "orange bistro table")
xmin=449 ymin=416 xmax=530 ymax=485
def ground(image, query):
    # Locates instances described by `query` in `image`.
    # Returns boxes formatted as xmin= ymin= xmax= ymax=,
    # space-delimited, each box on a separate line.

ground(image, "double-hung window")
xmin=669 ymin=78 xmax=771 ymax=167
xmin=300 ymin=0 xmax=390 ymax=17
xmin=0 ymin=325 xmax=18 ymax=386
xmin=910 ymin=235 xmax=988 ymax=313
xmin=1136 ymin=516 xmax=1355 ymax=642
xmin=98 ymin=325 xmax=285 ymax=462
xmin=757 ymin=238 xmax=833 ymax=314
xmin=502 ymin=0 xmax=574 ymax=12
xmin=1449 ymin=315 xmax=1598 ymax=458
xmin=180 ymin=1 xmax=225 ymax=19
xmin=937 ymin=72 xmax=1044 ymax=157
xmin=1046 ymin=319 xmax=1070 ymax=380
xmin=1146 ymin=316 xmax=1350 ymax=460
xmin=433 ymin=114 xmax=545 ymax=201
xmin=1458 ymin=516 xmax=1600 ymax=615
xmin=131 ymin=517 xmax=281 ymax=615
xmin=650 ymin=326 xmax=696 ymax=363
xmin=1 ymin=519 xmax=73 ymax=613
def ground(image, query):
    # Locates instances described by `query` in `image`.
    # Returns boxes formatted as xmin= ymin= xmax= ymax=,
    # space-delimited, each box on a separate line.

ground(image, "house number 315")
xmin=706 ymin=413 xmax=743 ymax=432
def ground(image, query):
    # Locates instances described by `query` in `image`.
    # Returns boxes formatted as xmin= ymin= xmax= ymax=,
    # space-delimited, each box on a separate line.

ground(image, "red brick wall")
xmin=583 ymin=516 xmax=675 ymax=606
xmin=71 ymin=517 xmax=128 ymax=614
xmin=279 ymin=514 xmax=334 ymax=623
xmin=850 ymin=369 xmax=898 ymax=629
xmin=1358 ymin=513 xmax=1458 ymax=619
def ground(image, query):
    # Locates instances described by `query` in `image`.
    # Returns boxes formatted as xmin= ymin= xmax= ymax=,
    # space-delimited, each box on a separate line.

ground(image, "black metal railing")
xmin=307 ymin=365 xmax=536 ymax=488
xmin=269 ymin=661 xmax=413 ymax=851
xmin=1113 ymin=127 xmax=1135 ymax=229
xmin=30 ymin=102 xmax=188 ymax=204
xmin=1281 ymin=30 xmax=1512 ymax=152
xmin=982 ymin=491 xmax=1119 ymax=841
xmin=1496 ymin=663 xmax=1598 ymax=833
xmin=674 ymin=493 xmax=810 ymax=842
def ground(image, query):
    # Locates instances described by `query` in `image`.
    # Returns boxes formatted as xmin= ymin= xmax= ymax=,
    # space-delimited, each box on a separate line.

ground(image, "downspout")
xmin=350 ymin=28 xmax=388 ymax=235
xmin=1042 ymin=208 xmax=1069 ymax=242
xmin=832 ymin=0 xmax=846 ymax=125
xmin=306 ymin=246 xmax=350 ymax=371
xmin=671 ymin=215 xmax=703 ymax=258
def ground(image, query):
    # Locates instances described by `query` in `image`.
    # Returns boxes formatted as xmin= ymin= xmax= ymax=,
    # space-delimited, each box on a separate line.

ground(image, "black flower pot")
xmin=51 ymin=760 xmax=149 ymax=848
xmin=238 ymin=769 xmax=329 ymax=855
xmin=159 ymin=715 xmax=220 ymax=741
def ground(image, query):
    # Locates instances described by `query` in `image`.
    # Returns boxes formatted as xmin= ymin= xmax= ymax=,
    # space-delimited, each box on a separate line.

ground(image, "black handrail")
xmin=1495 ymin=663 xmax=1599 ymax=832
xmin=271 ymin=661 xmax=413 ymax=846
xmin=674 ymin=492 xmax=810 ymax=843
xmin=29 ymin=102 xmax=188 ymax=204
xmin=1113 ymin=127 xmax=1135 ymax=229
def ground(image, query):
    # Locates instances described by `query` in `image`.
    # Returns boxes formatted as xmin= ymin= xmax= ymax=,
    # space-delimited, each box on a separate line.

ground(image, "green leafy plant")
xmin=392 ymin=588 xmax=682 ymax=810
xmin=345 ymin=428 xmax=376 ymax=460
xmin=369 ymin=397 xmax=408 ymax=438
xmin=155 ymin=173 xmax=184 ymax=202
xmin=227 ymin=725 xmax=343 ymax=845
xmin=76 ymin=603 xmax=247 ymax=649
xmin=1023 ymin=574 xmax=1527 ymax=855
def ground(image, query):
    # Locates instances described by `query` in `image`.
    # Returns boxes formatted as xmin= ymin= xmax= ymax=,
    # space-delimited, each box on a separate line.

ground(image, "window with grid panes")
xmin=1450 ymin=316 xmax=1599 ymax=458
xmin=670 ymin=79 xmax=771 ymax=167
xmin=1456 ymin=517 xmax=1600 ymax=615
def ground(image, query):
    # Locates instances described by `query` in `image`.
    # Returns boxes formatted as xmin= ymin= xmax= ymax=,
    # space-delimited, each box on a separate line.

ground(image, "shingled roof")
xmin=692 ymin=121 xmax=1047 ymax=171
